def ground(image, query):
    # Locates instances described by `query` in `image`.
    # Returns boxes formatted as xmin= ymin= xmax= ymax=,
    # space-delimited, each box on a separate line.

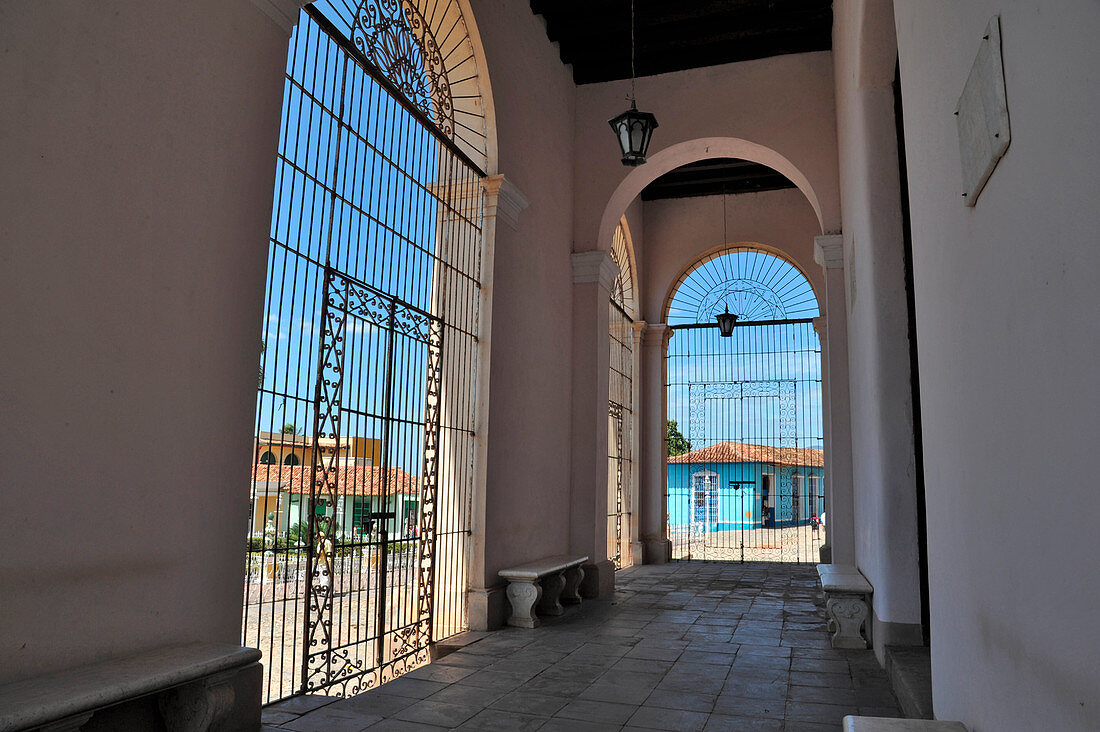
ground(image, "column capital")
xmin=814 ymin=234 xmax=844 ymax=270
xmin=572 ymin=250 xmax=619 ymax=291
xmin=631 ymin=320 xmax=648 ymax=345
xmin=813 ymin=316 xmax=827 ymax=339
xmin=642 ymin=323 xmax=673 ymax=347
xmin=483 ymin=174 xmax=529 ymax=231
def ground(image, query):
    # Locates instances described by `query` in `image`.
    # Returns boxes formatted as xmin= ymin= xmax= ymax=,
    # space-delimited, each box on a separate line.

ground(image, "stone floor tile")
xmin=364 ymin=719 xmax=448 ymax=731
xmin=782 ymin=721 xmax=839 ymax=732
xmin=537 ymin=719 xmax=612 ymax=732
xmin=790 ymin=657 xmax=848 ymax=674
xmin=642 ymin=688 xmax=717 ymax=713
xmin=332 ymin=691 xmax=418 ymax=717
xmin=432 ymin=652 xmax=494 ymax=669
xmin=787 ymin=684 xmax=858 ymax=705
xmin=783 ymin=700 xmax=861 ymax=723
xmin=626 ymin=705 xmax=709 ymax=731
xmin=710 ymin=695 xmax=785 ymax=720
xmin=373 ymin=677 xmax=451 ymax=700
xmin=425 ymin=682 xmax=508 ymax=707
xmin=655 ymin=673 xmax=725 ymax=695
xmin=599 ymin=669 xmax=665 ymax=690
xmin=702 ymin=713 xmax=783 ymax=731
xmin=455 ymin=708 xmax=549 ymax=731
xmin=555 ymin=698 xmax=639 ymax=725
xmin=489 ymin=690 xmax=572 ymax=716
xmin=404 ymin=663 xmax=477 ymax=684
xmin=627 ymin=645 xmax=685 ymax=662
xmin=518 ymin=675 xmax=592 ymax=698
xmin=455 ymin=669 xmax=530 ymax=691
xmin=580 ymin=680 xmax=654 ymax=705
xmin=267 ymin=695 xmax=338 ymax=714
xmin=392 ymin=699 xmax=482 ymax=727
xmin=261 ymin=709 xmax=299 ymax=725
xmin=612 ymin=657 xmax=675 ymax=675
xmin=719 ymin=678 xmax=789 ymax=701
xmin=788 ymin=671 xmax=853 ymax=689
xmin=280 ymin=705 xmax=382 ymax=732
xmin=677 ymin=650 xmax=737 ymax=666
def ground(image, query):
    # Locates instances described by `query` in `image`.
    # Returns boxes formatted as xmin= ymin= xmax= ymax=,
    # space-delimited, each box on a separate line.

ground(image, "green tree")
xmin=666 ymin=419 xmax=692 ymax=457
xmin=282 ymin=423 xmax=297 ymax=434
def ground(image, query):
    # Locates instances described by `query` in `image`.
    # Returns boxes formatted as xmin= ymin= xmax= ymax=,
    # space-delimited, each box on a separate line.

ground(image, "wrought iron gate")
xmin=245 ymin=0 xmax=487 ymax=704
xmin=666 ymin=320 xmax=825 ymax=563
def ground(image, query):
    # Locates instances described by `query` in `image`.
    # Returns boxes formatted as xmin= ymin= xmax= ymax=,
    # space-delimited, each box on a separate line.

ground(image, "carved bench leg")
xmin=561 ymin=565 xmax=585 ymax=604
xmin=505 ymin=579 xmax=543 ymax=628
xmin=825 ymin=594 xmax=870 ymax=649
xmin=537 ymin=571 xmax=566 ymax=616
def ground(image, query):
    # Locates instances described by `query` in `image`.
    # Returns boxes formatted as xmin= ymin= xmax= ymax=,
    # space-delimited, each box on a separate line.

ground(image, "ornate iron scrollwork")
xmin=688 ymin=380 xmax=797 ymax=448
xmin=352 ymin=1 xmax=455 ymax=139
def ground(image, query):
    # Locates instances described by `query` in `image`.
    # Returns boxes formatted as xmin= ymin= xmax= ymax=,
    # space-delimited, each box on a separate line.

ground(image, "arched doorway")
xmin=665 ymin=245 xmax=824 ymax=562
xmin=245 ymin=0 xmax=495 ymax=702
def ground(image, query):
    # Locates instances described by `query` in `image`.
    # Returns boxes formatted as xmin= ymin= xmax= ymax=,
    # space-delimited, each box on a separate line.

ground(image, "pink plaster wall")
xmin=469 ymin=0 xmax=577 ymax=581
xmin=895 ymin=1 xmax=1100 ymax=727
xmin=832 ymin=0 xmax=923 ymax=638
xmin=640 ymin=189 xmax=825 ymax=323
xmin=0 ymin=0 xmax=287 ymax=681
xmin=574 ymin=52 xmax=841 ymax=253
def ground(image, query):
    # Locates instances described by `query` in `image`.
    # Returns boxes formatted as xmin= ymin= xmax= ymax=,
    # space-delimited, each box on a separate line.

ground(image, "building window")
xmin=259 ymin=451 xmax=278 ymax=465
xmin=692 ymin=470 xmax=719 ymax=526
xmin=283 ymin=453 xmax=301 ymax=466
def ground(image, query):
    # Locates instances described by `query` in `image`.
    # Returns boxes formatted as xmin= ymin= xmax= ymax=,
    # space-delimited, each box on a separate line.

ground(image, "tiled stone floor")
xmin=264 ymin=562 xmax=900 ymax=731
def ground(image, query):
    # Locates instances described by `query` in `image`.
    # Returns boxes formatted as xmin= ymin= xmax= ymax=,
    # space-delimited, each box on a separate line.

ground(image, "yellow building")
xmin=254 ymin=432 xmax=381 ymax=468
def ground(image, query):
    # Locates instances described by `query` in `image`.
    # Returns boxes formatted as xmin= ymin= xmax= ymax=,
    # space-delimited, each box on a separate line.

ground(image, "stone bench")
xmin=843 ymin=716 xmax=968 ymax=731
xmin=817 ymin=563 xmax=874 ymax=649
xmin=499 ymin=555 xmax=588 ymax=628
xmin=0 ymin=642 xmax=261 ymax=732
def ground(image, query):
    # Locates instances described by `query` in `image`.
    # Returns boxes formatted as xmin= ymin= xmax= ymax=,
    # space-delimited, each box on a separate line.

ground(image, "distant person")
xmin=811 ymin=513 xmax=820 ymax=536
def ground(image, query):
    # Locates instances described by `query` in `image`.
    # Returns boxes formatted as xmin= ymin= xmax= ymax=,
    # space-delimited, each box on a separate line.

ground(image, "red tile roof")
xmin=251 ymin=464 xmax=419 ymax=496
xmin=668 ymin=441 xmax=824 ymax=468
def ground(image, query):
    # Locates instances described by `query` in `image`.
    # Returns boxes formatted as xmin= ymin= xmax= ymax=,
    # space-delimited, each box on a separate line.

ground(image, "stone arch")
xmin=661 ymin=241 xmax=823 ymax=325
xmin=596 ymin=137 xmax=827 ymax=254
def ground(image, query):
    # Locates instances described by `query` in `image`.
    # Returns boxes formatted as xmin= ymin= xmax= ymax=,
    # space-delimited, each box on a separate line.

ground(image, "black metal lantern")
xmin=716 ymin=304 xmax=738 ymax=337
xmin=609 ymin=101 xmax=658 ymax=166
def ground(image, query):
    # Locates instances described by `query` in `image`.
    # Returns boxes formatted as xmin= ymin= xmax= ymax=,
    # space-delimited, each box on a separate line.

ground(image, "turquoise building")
xmin=667 ymin=441 xmax=825 ymax=531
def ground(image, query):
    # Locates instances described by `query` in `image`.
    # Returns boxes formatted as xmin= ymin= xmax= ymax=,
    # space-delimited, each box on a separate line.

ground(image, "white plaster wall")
xmin=832 ymin=0 xmax=922 ymax=638
xmin=574 ymin=51 xmax=840 ymax=252
xmin=468 ymin=0 xmax=577 ymax=580
xmin=640 ymin=189 xmax=824 ymax=323
xmin=895 ymin=1 xmax=1100 ymax=727
xmin=0 ymin=1 xmax=287 ymax=681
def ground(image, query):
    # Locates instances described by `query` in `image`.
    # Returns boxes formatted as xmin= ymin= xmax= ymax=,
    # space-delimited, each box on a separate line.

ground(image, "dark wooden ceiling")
xmin=641 ymin=158 xmax=796 ymax=201
xmin=530 ymin=0 xmax=833 ymax=85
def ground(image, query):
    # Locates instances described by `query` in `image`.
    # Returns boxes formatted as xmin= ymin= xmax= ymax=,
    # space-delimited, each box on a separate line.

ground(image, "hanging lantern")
xmin=609 ymin=101 xmax=658 ymax=166
xmin=716 ymin=304 xmax=738 ymax=337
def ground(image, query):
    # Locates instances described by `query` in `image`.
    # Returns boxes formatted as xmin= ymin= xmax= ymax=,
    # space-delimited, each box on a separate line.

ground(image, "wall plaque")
xmin=956 ymin=15 xmax=1011 ymax=207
